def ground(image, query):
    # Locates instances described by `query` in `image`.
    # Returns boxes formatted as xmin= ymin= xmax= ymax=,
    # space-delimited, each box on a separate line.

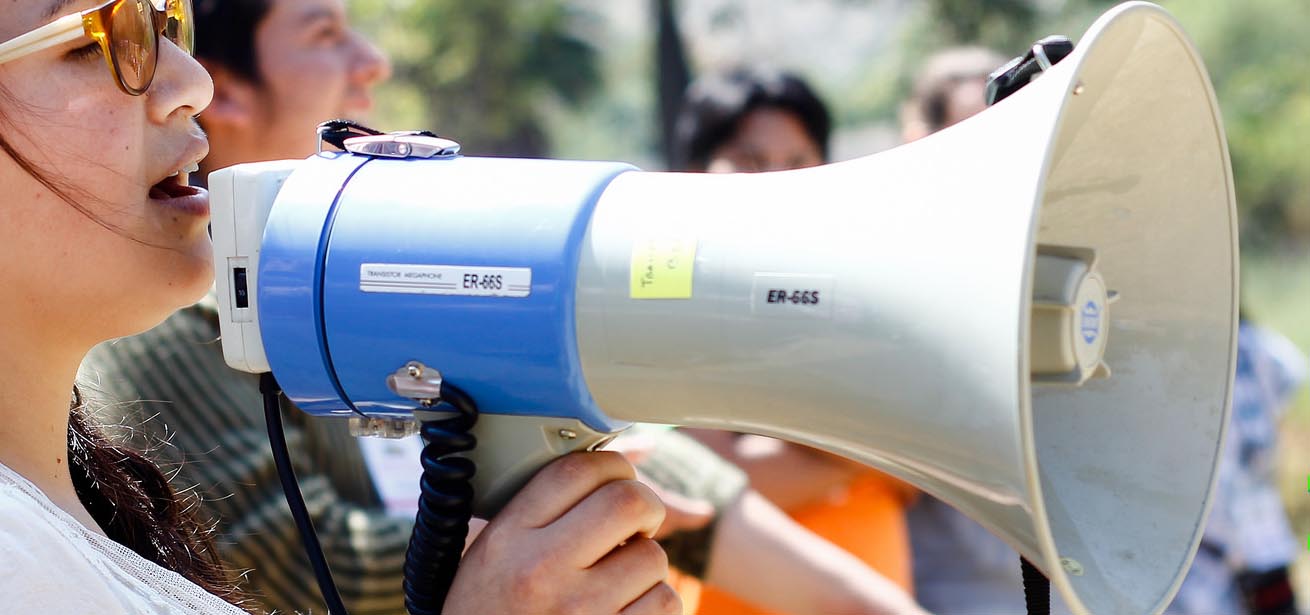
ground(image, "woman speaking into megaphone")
xmin=0 ymin=1 xmax=677 ymax=613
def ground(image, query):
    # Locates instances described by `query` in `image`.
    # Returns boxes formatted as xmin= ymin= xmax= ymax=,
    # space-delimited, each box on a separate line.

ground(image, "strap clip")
xmin=986 ymin=36 xmax=1075 ymax=106
xmin=316 ymin=119 xmax=461 ymax=160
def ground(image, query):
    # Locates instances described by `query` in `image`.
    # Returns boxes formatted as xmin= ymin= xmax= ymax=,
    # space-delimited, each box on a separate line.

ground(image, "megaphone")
xmin=209 ymin=2 xmax=1236 ymax=613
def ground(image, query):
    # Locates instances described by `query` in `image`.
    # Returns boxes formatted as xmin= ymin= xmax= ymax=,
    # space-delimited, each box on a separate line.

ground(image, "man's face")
xmin=705 ymin=108 xmax=824 ymax=173
xmin=249 ymin=0 xmax=391 ymax=160
xmin=940 ymin=78 xmax=989 ymax=130
xmin=901 ymin=76 xmax=991 ymax=143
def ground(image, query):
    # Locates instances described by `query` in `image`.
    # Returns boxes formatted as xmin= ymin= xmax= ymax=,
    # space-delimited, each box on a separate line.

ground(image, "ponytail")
xmin=68 ymin=389 xmax=245 ymax=606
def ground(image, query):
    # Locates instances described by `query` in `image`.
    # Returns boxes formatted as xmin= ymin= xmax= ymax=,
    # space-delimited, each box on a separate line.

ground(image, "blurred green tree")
xmin=923 ymin=0 xmax=1039 ymax=49
xmin=351 ymin=0 xmax=602 ymax=157
xmin=889 ymin=0 xmax=1310 ymax=246
xmin=1163 ymin=0 xmax=1310 ymax=246
xmin=352 ymin=0 xmax=1310 ymax=245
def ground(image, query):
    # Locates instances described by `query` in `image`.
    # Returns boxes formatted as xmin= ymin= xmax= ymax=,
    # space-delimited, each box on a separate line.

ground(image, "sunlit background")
xmin=349 ymin=0 xmax=1310 ymax=600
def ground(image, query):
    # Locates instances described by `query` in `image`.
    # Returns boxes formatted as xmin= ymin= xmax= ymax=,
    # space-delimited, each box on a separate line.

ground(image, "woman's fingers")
xmin=620 ymin=581 xmax=683 ymax=615
xmin=496 ymin=451 xmax=637 ymax=529
xmin=546 ymin=479 xmax=666 ymax=567
xmin=446 ymin=452 xmax=675 ymax=615
xmin=635 ymin=469 xmax=715 ymax=541
xmin=461 ymin=517 xmax=488 ymax=555
xmin=585 ymin=537 xmax=670 ymax=609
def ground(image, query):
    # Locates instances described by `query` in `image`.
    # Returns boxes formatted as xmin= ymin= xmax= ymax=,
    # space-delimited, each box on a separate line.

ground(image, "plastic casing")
xmin=208 ymin=160 xmax=303 ymax=373
xmin=257 ymin=152 xmax=633 ymax=431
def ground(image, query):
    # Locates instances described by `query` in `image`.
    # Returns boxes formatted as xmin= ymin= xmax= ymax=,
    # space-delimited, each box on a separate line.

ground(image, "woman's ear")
xmin=199 ymin=62 xmax=258 ymax=132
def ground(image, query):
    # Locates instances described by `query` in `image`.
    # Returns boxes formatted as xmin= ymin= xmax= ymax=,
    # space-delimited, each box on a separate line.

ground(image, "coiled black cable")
xmin=404 ymin=382 xmax=479 ymax=615
xmin=260 ymin=373 xmax=350 ymax=615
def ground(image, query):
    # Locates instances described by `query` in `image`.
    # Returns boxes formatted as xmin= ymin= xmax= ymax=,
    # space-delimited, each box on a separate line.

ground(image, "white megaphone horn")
xmin=210 ymin=2 xmax=1236 ymax=614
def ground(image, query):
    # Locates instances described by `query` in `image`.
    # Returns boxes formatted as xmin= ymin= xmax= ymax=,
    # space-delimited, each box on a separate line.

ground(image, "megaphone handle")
xmin=465 ymin=414 xmax=623 ymax=519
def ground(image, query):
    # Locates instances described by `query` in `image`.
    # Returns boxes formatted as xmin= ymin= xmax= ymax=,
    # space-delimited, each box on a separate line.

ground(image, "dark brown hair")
xmin=672 ymin=67 xmax=831 ymax=172
xmin=194 ymin=0 xmax=273 ymax=83
xmin=69 ymin=391 xmax=245 ymax=605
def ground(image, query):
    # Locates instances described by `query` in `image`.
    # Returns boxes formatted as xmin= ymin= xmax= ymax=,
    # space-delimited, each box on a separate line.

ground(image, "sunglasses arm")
xmin=0 ymin=14 xmax=87 ymax=66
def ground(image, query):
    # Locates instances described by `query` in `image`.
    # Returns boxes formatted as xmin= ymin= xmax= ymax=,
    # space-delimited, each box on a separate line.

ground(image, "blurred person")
xmin=672 ymin=67 xmax=828 ymax=173
xmin=81 ymin=1 xmax=678 ymax=614
xmin=629 ymin=426 xmax=927 ymax=615
xmin=190 ymin=0 xmax=390 ymax=176
xmin=1165 ymin=316 xmax=1305 ymax=615
xmin=0 ymin=0 xmax=675 ymax=614
xmin=899 ymin=46 xmax=1004 ymax=143
xmin=669 ymin=67 xmax=922 ymax=615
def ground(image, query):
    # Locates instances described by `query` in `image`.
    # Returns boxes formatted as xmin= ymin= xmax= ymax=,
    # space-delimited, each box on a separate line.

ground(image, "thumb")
xmin=463 ymin=517 xmax=490 ymax=554
xmin=640 ymin=476 xmax=715 ymax=540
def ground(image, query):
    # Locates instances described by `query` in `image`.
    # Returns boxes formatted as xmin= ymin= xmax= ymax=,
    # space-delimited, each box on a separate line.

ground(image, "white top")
xmin=0 ymin=462 xmax=246 ymax=614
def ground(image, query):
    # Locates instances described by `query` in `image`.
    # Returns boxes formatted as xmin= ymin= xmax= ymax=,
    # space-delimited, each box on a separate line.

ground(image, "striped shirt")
xmin=82 ymin=298 xmax=413 ymax=614
xmin=81 ymin=298 xmax=746 ymax=613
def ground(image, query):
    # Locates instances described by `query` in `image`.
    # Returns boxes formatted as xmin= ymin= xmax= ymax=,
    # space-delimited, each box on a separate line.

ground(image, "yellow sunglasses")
xmin=0 ymin=0 xmax=193 ymax=96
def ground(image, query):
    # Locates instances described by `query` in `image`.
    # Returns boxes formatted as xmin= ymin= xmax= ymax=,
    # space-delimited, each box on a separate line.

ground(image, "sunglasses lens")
xmin=110 ymin=0 xmax=157 ymax=93
xmin=166 ymin=0 xmax=194 ymax=55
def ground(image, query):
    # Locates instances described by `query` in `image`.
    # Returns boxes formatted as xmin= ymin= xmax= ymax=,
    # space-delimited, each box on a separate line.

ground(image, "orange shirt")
xmin=667 ymin=567 xmax=704 ymax=615
xmin=694 ymin=471 xmax=913 ymax=615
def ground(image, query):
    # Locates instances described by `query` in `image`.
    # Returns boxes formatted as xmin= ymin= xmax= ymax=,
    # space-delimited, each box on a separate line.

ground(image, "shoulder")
xmin=0 ymin=482 xmax=75 ymax=550
xmin=0 ymin=486 xmax=130 ymax=612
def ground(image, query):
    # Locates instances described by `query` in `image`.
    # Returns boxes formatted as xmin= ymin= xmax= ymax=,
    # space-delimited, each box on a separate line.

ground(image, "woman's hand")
xmin=444 ymin=452 xmax=681 ymax=615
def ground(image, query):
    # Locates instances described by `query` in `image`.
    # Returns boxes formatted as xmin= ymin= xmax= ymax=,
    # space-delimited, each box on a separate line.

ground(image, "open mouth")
xmin=150 ymin=173 xmax=202 ymax=200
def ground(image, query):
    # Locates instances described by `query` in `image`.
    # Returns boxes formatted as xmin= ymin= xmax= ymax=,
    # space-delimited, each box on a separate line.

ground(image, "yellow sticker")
xmin=630 ymin=238 xmax=697 ymax=299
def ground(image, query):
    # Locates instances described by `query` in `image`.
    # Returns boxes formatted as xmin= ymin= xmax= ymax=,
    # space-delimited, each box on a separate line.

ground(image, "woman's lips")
xmin=150 ymin=174 xmax=209 ymax=217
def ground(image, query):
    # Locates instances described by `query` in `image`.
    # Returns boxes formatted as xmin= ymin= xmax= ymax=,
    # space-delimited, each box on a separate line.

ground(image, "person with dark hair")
xmin=672 ymin=67 xmax=830 ymax=172
xmin=665 ymin=68 xmax=923 ymax=615
xmin=72 ymin=2 xmax=684 ymax=615
xmin=191 ymin=0 xmax=390 ymax=175
xmin=84 ymin=1 xmax=417 ymax=611
xmin=0 ymin=1 xmax=241 ymax=609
